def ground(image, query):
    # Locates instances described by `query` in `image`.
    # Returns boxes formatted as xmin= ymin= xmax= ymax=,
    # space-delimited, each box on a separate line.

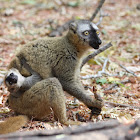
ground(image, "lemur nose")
xmin=10 ymin=73 xmax=14 ymax=77
xmin=97 ymin=40 xmax=102 ymax=45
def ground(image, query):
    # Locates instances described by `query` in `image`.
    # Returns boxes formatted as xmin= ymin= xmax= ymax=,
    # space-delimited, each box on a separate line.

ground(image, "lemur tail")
xmin=0 ymin=115 xmax=28 ymax=134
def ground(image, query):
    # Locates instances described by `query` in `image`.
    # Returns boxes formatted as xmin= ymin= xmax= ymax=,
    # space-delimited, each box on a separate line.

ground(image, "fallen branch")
xmin=119 ymin=64 xmax=137 ymax=77
xmin=105 ymin=101 xmax=140 ymax=110
xmin=104 ymin=79 xmax=130 ymax=91
xmin=90 ymin=0 xmax=106 ymax=21
xmin=81 ymin=73 xmax=118 ymax=79
xmin=81 ymin=42 xmax=112 ymax=69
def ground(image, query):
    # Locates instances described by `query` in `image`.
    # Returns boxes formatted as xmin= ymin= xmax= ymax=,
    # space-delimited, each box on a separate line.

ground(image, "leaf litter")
xmin=0 ymin=0 xmax=140 ymax=131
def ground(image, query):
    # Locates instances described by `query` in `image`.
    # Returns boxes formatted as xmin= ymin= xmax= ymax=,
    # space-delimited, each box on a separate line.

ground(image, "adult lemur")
xmin=0 ymin=20 xmax=103 ymax=134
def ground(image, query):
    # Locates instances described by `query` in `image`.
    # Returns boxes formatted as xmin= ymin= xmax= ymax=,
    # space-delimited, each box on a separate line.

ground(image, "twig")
xmin=81 ymin=42 xmax=112 ymax=69
xmin=119 ymin=64 xmax=137 ymax=77
xmin=81 ymin=74 xmax=118 ymax=80
xmin=104 ymin=79 xmax=130 ymax=91
xmin=99 ymin=58 xmax=108 ymax=73
xmin=89 ymin=0 xmax=106 ymax=21
xmin=105 ymin=101 xmax=140 ymax=110
xmin=81 ymin=75 xmax=102 ymax=80
xmin=81 ymin=58 xmax=118 ymax=80
xmin=96 ymin=10 xmax=109 ymax=26
xmin=81 ymin=58 xmax=109 ymax=79
xmin=49 ymin=20 xmax=74 ymax=37
xmin=92 ymin=58 xmax=112 ymax=77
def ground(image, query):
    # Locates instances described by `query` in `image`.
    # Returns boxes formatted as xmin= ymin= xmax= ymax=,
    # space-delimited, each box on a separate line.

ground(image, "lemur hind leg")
xmin=9 ymin=78 xmax=81 ymax=125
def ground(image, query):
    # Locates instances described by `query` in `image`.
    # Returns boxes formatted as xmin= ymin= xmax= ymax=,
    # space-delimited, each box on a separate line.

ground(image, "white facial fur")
xmin=6 ymin=68 xmax=25 ymax=88
xmin=78 ymin=24 xmax=91 ymax=32
xmin=91 ymin=23 xmax=98 ymax=30
xmin=78 ymin=22 xmax=98 ymax=33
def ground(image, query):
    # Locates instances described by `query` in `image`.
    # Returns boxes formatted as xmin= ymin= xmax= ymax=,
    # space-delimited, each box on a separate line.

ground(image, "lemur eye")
xmin=83 ymin=31 xmax=89 ymax=36
xmin=96 ymin=31 xmax=100 ymax=35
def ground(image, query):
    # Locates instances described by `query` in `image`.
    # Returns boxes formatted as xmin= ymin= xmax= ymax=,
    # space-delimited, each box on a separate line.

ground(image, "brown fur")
xmin=9 ymin=78 xmax=81 ymax=125
xmin=8 ymin=22 xmax=103 ymax=109
xmin=0 ymin=115 xmax=28 ymax=134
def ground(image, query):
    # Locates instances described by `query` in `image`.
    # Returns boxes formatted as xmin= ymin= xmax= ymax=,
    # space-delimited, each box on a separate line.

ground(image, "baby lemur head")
xmin=5 ymin=68 xmax=25 ymax=92
xmin=68 ymin=20 xmax=102 ymax=49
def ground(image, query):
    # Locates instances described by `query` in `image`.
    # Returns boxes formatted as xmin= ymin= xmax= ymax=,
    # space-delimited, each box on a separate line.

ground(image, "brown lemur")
xmin=1 ymin=19 xmax=103 ymax=134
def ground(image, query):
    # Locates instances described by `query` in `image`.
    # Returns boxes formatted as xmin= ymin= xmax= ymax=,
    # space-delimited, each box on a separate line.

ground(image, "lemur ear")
xmin=91 ymin=22 xmax=98 ymax=30
xmin=69 ymin=21 xmax=77 ymax=33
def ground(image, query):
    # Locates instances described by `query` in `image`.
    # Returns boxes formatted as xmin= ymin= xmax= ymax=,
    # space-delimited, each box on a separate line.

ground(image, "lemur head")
xmin=69 ymin=20 xmax=102 ymax=49
xmin=5 ymin=68 xmax=25 ymax=92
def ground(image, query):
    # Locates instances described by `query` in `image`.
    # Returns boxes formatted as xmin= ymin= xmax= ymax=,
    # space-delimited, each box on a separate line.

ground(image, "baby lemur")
xmin=5 ymin=58 xmax=42 ymax=98
xmin=1 ymin=19 xmax=103 ymax=134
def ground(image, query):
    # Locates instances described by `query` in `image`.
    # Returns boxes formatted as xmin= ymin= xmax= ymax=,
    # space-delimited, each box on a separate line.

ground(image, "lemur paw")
xmin=91 ymin=107 xmax=101 ymax=116
xmin=89 ymin=99 xmax=104 ymax=116
xmin=95 ymin=99 xmax=104 ymax=109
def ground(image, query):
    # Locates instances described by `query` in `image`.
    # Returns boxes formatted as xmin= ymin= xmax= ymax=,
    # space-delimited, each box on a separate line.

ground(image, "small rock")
xmin=4 ymin=8 xmax=14 ymax=16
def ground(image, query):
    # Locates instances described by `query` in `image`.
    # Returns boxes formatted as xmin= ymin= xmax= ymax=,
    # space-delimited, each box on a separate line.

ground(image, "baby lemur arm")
xmin=19 ymin=56 xmax=42 ymax=89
